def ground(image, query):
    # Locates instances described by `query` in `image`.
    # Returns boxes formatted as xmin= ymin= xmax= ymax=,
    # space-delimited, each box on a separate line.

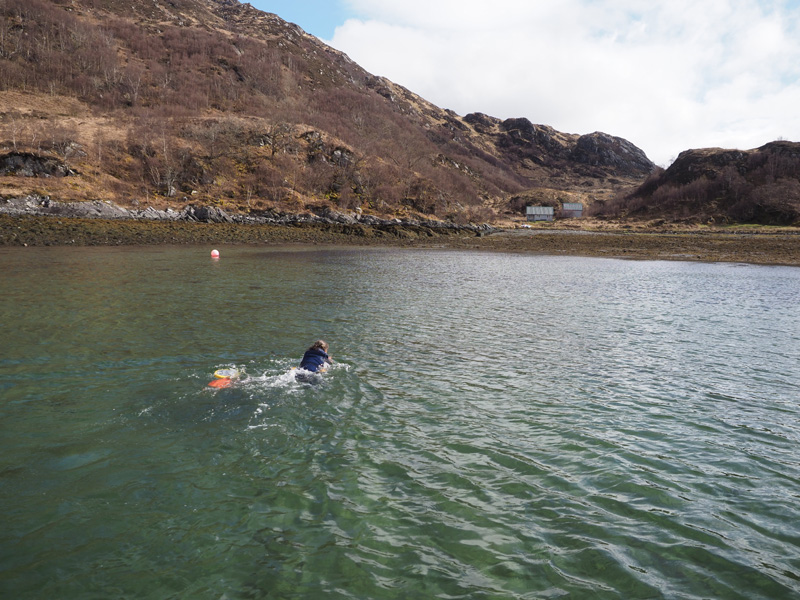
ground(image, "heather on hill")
xmin=0 ymin=0 xmax=656 ymax=223
xmin=593 ymin=141 xmax=800 ymax=225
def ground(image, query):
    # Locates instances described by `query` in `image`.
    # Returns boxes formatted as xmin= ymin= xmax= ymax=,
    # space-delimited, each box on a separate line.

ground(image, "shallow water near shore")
xmin=1 ymin=245 xmax=799 ymax=599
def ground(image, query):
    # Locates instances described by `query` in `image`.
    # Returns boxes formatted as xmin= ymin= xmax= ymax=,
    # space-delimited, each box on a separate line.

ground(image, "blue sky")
xmin=249 ymin=1 xmax=352 ymax=39
xmin=250 ymin=1 xmax=800 ymax=166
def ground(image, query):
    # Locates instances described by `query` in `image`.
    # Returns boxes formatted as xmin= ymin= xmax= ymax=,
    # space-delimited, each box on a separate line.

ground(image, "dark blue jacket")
xmin=299 ymin=348 xmax=329 ymax=372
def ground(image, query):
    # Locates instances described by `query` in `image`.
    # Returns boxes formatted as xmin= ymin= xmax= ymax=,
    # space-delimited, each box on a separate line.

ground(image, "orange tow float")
xmin=208 ymin=368 xmax=240 ymax=389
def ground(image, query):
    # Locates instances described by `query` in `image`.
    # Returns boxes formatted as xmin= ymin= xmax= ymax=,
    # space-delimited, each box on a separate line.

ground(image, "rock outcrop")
xmin=570 ymin=132 xmax=654 ymax=177
xmin=0 ymin=196 xmax=494 ymax=233
xmin=597 ymin=141 xmax=800 ymax=224
xmin=462 ymin=114 xmax=655 ymax=180
xmin=0 ymin=152 xmax=74 ymax=177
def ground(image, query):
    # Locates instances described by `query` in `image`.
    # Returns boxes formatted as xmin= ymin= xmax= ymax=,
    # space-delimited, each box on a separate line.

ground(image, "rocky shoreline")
xmin=0 ymin=195 xmax=492 ymax=233
xmin=1 ymin=196 xmax=798 ymax=266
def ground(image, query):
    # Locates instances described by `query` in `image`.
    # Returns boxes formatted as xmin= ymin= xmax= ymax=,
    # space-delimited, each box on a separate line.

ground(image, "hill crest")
xmin=593 ymin=141 xmax=800 ymax=224
xmin=0 ymin=0 xmax=664 ymax=223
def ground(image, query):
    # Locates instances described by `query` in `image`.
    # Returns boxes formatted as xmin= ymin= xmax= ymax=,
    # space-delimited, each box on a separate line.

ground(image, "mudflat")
xmin=449 ymin=229 xmax=800 ymax=266
xmin=1 ymin=214 xmax=798 ymax=266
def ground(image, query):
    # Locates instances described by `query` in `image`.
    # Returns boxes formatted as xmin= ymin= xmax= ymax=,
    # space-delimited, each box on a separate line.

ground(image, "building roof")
xmin=526 ymin=206 xmax=554 ymax=215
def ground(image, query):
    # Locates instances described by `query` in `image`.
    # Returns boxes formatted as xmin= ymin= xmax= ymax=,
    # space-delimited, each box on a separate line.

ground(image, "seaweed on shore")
xmin=2 ymin=213 xmax=798 ymax=266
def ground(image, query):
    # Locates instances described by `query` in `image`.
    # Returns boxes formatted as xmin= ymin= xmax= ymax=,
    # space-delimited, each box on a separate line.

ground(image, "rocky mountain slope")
xmin=594 ymin=141 xmax=800 ymax=225
xmin=0 ymin=0 xmax=657 ymax=223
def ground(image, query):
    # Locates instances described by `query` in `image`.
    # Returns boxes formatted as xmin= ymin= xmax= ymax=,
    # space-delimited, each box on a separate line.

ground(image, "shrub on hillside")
xmin=595 ymin=145 xmax=800 ymax=224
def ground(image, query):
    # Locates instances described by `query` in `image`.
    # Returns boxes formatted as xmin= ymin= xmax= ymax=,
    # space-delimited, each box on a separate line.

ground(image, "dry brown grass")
xmin=0 ymin=91 xmax=91 ymax=118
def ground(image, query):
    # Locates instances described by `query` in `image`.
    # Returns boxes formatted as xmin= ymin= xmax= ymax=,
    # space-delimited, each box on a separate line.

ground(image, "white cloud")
xmin=330 ymin=0 xmax=800 ymax=166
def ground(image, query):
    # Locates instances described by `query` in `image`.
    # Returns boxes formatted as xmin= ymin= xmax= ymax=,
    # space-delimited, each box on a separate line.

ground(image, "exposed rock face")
xmin=463 ymin=112 xmax=498 ymax=134
xmin=499 ymin=118 xmax=569 ymax=162
xmin=463 ymin=113 xmax=656 ymax=179
xmin=0 ymin=152 xmax=73 ymax=177
xmin=0 ymin=196 xmax=494 ymax=233
xmin=500 ymin=119 xmax=564 ymax=151
xmin=570 ymin=133 xmax=655 ymax=177
xmin=663 ymin=148 xmax=751 ymax=186
xmin=183 ymin=205 xmax=235 ymax=223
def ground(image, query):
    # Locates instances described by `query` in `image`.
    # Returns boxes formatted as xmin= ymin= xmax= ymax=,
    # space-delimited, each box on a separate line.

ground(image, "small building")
xmin=561 ymin=202 xmax=584 ymax=218
xmin=526 ymin=206 xmax=554 ymax=222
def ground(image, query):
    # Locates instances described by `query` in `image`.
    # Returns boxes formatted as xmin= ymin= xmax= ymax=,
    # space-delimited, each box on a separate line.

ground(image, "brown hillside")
xmin=0 ymin=0 xmax=655 ymax=222
xmin=593 ymin=141 xmax=800 ymax=225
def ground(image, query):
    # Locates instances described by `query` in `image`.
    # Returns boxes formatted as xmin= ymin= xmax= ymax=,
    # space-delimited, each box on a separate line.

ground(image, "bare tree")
xmin=49 ymin=124 xmax=81 ymax=166
xmin=264 ymin=122 xmax=293 ymax=157
xmin=8 ymin=114 xmax=22 ymax=151
xmin=124 ymin=64 xmax=144 ymax=106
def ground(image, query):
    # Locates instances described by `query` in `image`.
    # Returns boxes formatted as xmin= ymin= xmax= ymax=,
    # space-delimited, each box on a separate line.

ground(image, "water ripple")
xmin=2 ymin=248 xmax=799 ymax=599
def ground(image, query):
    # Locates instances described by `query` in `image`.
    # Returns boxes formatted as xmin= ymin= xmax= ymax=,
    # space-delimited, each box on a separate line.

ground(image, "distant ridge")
xmin=11 ymin=0 xmax=794 ymax=225
xmin=594 ymin=141 xmax=800 ymax=225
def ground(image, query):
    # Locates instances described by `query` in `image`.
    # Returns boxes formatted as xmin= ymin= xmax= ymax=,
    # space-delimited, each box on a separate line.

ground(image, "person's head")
xmin=310 ymin=340 xmax=329 ymax=353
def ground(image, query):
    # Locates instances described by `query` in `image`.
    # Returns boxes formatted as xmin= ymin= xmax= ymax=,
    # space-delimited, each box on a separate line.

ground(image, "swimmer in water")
xmin=299 ymin=340 xmax=333 ymax=372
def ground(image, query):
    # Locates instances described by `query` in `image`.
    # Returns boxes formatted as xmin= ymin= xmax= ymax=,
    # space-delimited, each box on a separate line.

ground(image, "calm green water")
xmin=1 ymin=245 xmax=799 ymax=599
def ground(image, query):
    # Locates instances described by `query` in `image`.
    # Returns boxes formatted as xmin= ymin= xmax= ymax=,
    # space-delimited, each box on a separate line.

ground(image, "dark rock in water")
xmin=0 ymin=152 xmax=73 ymax=177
